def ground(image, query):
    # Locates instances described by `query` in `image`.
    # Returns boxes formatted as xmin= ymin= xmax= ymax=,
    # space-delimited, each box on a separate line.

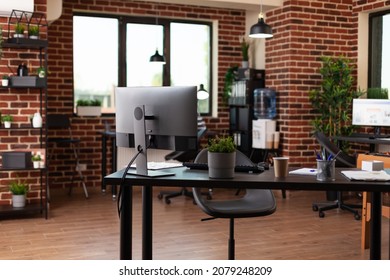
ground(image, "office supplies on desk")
xmin=341 ymin=170 xmax=390 ymax=181
xmin=289 ymin=168 xmax=317 ymax=175
xmin=130 ymin=161 xmax=183 ymax=170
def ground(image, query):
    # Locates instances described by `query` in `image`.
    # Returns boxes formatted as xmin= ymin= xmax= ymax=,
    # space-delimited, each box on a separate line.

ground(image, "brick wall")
xmin=265 ymin=0 xmax=390 ymax=167
xmin=0 ymin=1 xmax=47 ymax=206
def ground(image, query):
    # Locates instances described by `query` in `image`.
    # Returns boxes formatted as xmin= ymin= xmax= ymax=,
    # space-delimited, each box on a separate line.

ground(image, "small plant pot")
xmin=33 ymin=161 xmax=40 ymax=168
xmin=13 ymin=34 xmax=25 ymax=38
xmin=208 ymin=151 xmax=236 ymax=179
xmin=12 ymin=194 xmax=26 ymax=208
xmin=29 ymin=35 xmax=39 ymax=39
xmin=1 ymin=79 xmax=9 ymax=86
xmin=4 ymin=121 xmax=11 ymax=128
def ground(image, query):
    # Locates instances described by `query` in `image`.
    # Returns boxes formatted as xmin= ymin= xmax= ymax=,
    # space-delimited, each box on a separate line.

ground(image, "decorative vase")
xmin=4 ymin=121 xmax=11 ymax=128
xmin=12 ymin=194 xmax=26 ymax=208
xmin=208 ymin=151 xmax=236 ymax=179
xmin=32 ymin=112 xmax=42 ymax=128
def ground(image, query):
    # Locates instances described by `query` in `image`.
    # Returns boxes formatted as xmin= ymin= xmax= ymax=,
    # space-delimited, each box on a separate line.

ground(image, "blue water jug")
xmin=253 ymin=88 xmax=276 ymax=119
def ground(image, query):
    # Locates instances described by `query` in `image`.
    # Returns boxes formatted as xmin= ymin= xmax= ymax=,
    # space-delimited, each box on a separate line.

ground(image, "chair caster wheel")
xmin=157 ymin=193 xmax=163 ymax=200
xmin=312 ymin=205 xmax=319 ymax=211
xmin=319 ymin=211 xmax=325 ymax=218
xmin=354 ymin=214 xmax=361 ymax=220
xmin=165 ymin=198 xmax=171 ymax=204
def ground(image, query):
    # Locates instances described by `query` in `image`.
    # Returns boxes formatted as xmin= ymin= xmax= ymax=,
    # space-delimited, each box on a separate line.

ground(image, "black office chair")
xmin=47 ymin=114 xmax=88 ymax=199
xmin=157 ymin=126 xmax=209 ymax=204
xmin=312 ymin=131 xmax=361 ymax=220
xmin=192 ymin=148 xmax=277 ymax=260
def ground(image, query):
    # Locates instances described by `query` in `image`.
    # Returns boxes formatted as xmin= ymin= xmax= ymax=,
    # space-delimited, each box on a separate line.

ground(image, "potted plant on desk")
xmin=207 ymin=136 xmax=236 ymax=178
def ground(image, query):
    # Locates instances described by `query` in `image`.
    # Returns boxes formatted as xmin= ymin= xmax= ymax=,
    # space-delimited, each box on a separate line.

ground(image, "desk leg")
xmin=370 ymin=191 xmax=382 ymax=260
xmin=142 ymin=185 xmax=153 ymax=260
xmin=120 ymin=185 xmax=132 ymax=260
xmin=101 ymin=134 xmax=107 ymax=193
xmin=111 ymin=137 xmax=117 ymax=198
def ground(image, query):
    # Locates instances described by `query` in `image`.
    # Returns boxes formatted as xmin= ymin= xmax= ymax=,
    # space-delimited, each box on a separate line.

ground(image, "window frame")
xmin=73 ymin=12 xmax=213 ymax=116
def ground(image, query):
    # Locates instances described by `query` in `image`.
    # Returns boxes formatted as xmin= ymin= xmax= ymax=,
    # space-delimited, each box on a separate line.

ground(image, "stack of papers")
xmin=341 ymin=170 xmax=390 ymax=181
xmin=130 ymin=162 xmax=183 ymax=170
xmin=289 ymin=168 xmax=318 ymax=175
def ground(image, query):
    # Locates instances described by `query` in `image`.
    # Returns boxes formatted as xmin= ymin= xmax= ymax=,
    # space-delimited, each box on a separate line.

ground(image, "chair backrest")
xmin=314 ymin=131 xmax=356 ymax=168
xmin=47 ymin=114 xmax=71 ymax=129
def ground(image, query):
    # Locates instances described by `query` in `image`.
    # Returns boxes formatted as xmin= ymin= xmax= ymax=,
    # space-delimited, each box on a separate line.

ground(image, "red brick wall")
xmin=265 ymin=0 xmax=390 ymax=167
xmin=0 ymin=1 xmax=47 ymax=206
xmin=46 ymin=0 xmax=246 ymax=191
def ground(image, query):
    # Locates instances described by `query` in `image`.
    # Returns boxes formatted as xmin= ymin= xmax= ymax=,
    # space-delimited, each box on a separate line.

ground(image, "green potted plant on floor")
xmin=207 ymin=136 xmax=236 ymax=178
xmin=76 ymin=98 xmax=102 ymax=117
xmin=9 ymin=180 xmax=28 ymax=208
xmin=1 ymin=114 xmax=13 ymax=128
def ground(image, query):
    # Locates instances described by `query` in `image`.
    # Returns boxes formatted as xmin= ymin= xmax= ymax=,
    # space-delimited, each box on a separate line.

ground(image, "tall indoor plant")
xmin=309 ymin=56 xmax=362 ymax=139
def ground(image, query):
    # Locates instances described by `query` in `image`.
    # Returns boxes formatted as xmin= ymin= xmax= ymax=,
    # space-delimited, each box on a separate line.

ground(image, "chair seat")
xmin=194 ymin=188 xmax=276 ymax=219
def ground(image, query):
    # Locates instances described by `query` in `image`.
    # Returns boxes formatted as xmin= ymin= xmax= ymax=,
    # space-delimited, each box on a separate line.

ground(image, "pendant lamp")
xmin=197 ymin=84 xmax=209 ymax=100
xmin=149 ymin=3 xmax=166 ymax=64
xmin=249 ymin=1 xmax=273 ymax=39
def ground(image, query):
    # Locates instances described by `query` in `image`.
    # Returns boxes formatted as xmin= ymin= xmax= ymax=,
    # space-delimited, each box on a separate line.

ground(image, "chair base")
xmin=157 ymin=187 xmax=194 ymax=204
xmin=312 ymin=192 xmax=361 ymax=220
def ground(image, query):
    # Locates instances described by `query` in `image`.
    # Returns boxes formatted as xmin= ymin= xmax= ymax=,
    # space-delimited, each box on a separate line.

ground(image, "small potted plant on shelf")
xmin=9 ymin=180 xmax=29 ymax=208
xmin=1 ymin=75 xmax=9 ymax=87
xmin=14 ymin=23 xmax=26 ymax=38
xmin=1 ymin=114 xmax=13 ymax=128
xmin=31 ymin=152 xmax=42 ymax=168
xmin=207 ymin=135 xmax=236 ymax=179
xmin=28 ymin=25 xmax=39 ymax=39
xmin=240 ymin=36 xmax=250 ymax=68
xmin=76 ymin=98 xmax=102 ymax=117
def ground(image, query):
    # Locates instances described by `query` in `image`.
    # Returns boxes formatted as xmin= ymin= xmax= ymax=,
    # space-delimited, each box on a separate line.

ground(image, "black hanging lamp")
xmin=197 ymin=84 xmax=209 ymax=100
xmin=149 ymin=3 xmax=166 ymax=64
xmin=249 ymin=1 xmax=273 ymax=39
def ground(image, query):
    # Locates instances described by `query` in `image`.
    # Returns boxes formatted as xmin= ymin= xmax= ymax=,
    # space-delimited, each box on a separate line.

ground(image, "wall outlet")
xmin=76 ymin=163 xmax=87 ymax=171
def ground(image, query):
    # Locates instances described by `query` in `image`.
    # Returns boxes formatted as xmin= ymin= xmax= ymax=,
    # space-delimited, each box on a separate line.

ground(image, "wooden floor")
xmin=0 ymin=186 xmax=388 ymax=260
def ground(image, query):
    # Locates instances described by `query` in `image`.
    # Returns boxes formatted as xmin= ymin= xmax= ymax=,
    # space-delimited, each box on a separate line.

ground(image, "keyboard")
xmin=182 ymin=162 xmax=264 ymax=173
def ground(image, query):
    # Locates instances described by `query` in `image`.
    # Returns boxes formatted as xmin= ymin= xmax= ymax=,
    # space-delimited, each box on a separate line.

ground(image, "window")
xmin=73 ymin=16 xmax=118 ymax=114
xmin=369 ymin=10 xmax=390 ymax=92
xmin=73 ymin=14 xmax=212 ymax=115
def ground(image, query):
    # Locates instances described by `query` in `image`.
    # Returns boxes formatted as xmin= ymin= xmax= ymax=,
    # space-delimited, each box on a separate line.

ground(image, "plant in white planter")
xmin=1 ymin=75 xmax=9 ymax=87
xmin=28 ymin=25 xmax=39 ymax=39
xmin=1 ymin=114 xmax=13 ymax=128
xmin=207 ymin=136 xmax=236 ymax=178
xmin=31 ymin=152 xmax=42 ymax=168
xmin=240 ymin=36 xmax=250 ymax=68
xmin=76 ymin=99 xmax=102 ymax=117
xmin=9 ymin=180 xmax=28 ymax=208
xmin=14 ymin=23 xmax=26 ymax=38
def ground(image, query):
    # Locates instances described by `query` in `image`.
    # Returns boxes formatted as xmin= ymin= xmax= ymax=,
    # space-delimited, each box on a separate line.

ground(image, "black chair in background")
xmin=157 ymin=126 xmax=209 ymax=204
xmin=47 ymin=114 xmax=88 ymax=199
xmin=192 ymin=148 xmax=277 ymax=260
xmin=312 ymin=131 xmax=361 ymax=220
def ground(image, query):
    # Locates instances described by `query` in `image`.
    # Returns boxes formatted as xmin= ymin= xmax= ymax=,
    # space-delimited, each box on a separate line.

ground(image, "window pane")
xmin=127 ymin=23 xmax=164 ymax=86
xmin=381 ymin=15 xmax=390 ymax=91
xmin=170 ymin=23 xmax=211 ymax=114
xmin=73 ymin=16 xmax=118 ymax=113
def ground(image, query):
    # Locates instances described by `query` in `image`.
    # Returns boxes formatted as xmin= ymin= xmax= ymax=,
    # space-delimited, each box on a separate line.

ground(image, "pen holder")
xmin=316 ymin=159 xmax=336 ymax=181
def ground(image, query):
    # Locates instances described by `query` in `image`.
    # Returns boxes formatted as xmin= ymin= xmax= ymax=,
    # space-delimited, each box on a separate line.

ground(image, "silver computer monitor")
xmin=115 ymin=86 xmax=198 ymax=176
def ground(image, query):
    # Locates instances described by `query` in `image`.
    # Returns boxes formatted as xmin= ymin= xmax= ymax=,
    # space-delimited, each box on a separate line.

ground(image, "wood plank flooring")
xmin=0 ymin=186 xmax=388 ymax=260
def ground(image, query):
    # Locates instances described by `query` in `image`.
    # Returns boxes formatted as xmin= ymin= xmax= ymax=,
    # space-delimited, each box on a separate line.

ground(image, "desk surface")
xmin=105 ymin=167 xmax=390 ymax=193
xmin=334 ymin=134 xmax=390 ymax=145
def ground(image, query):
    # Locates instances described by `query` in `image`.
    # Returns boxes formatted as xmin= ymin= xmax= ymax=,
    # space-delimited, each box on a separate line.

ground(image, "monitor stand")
xmin=126 ymin=105 xmax=175 ymax=178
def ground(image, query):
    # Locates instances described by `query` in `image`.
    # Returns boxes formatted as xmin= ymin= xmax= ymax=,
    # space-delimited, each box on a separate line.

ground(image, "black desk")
xmin=104 ymin=167 xmax=389 ymax=260
xmin=98 ymin=131 xmax=117 ymax=198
